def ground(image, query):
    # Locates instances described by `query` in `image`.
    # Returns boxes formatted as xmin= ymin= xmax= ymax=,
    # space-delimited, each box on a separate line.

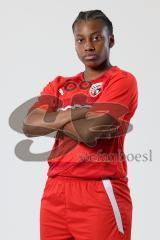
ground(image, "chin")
xmin=83 ymin=61 xmax=100 ymax=69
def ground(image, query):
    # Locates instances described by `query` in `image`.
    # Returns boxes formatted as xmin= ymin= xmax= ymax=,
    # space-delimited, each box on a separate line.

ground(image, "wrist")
xmin=70 ymin=107 xmax=90 ymax=121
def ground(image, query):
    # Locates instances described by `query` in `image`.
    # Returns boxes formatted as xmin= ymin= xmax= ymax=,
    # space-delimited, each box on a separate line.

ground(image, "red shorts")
xmin=40 ymin=176 xmax=132 ymax=240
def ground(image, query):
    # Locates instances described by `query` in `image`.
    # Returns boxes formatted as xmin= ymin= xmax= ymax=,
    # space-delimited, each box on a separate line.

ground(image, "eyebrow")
xmin=75 ymin=31 xmax=102 ymax=37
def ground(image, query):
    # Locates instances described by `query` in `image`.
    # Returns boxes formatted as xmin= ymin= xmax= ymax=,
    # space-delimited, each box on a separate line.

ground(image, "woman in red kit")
xmin=23 ymin=10 xmax=138 ymax=240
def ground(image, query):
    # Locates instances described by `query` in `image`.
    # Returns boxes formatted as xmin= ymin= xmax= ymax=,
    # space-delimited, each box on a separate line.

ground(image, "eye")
xmin=76 ymin=38 xmax=84 ymax=44
xmin=92 ymin=35 xmax=103 ymax=42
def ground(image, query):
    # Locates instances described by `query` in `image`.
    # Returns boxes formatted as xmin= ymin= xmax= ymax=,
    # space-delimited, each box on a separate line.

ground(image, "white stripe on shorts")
xmin=102 ymin=179 xmax=124 ymax=234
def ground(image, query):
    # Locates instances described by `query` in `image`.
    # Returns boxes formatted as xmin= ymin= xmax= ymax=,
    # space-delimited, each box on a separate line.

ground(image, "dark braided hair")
xmin=72 ymin=10 xmax=113 ymax=35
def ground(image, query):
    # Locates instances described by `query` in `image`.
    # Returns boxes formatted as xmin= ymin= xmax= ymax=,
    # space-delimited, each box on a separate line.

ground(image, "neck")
xmin=83 ymin=61 xmax=112 ymax=81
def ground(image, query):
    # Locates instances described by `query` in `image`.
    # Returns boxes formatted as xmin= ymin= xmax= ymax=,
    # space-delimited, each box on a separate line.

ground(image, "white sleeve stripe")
xmin=57 ymin=104 xmax=92 ymax=111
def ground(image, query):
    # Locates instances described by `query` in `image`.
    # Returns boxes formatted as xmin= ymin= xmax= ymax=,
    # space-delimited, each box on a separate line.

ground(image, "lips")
xmin=84 ymin=54 xmax=97 ymax=60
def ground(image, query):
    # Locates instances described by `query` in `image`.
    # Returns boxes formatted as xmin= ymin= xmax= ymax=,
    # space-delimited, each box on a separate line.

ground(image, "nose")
xmin=84 ymin=40 xmax=95 ymax=51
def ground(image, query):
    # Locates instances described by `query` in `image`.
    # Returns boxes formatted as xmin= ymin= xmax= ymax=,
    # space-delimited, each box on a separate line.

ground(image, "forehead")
xmin=73 ymin=19 xmax=108 ymax=37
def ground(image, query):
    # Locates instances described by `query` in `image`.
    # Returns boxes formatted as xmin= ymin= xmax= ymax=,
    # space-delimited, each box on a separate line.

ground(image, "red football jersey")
xmin=34 ymin=66 xmax=138 ymax=179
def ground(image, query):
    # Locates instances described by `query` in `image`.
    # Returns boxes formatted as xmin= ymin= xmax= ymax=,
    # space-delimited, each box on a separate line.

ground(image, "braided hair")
xmin=72 ymin=10 xmax=113 ymax=35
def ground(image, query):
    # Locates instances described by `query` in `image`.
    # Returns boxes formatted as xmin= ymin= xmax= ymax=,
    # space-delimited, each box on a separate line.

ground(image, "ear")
xmin=109 ymin=34 xmax=115 ymax=48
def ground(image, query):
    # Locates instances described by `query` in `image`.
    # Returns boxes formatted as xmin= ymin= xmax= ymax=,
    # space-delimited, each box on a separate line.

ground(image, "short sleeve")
xmin=92 ymin=73 xmax=138 ymax=121
xmin=28 ymin=76 xmax=59 ymax=114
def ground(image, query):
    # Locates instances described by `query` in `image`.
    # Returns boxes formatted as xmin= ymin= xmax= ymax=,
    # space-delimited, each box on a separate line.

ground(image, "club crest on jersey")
xmin=89 ymin=82 xmax=102 ymax=97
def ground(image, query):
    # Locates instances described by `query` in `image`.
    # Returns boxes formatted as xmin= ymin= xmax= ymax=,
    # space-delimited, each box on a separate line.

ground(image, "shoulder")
xmin=40 ymin=72 xmax=81 ymax=95
xmin=109 ymin=66 xmax=138 ymax=89
xmin=116 ymin=67 xmax=137 ymax=83
xmin=48 ymin=72 xmax=81 ymax=87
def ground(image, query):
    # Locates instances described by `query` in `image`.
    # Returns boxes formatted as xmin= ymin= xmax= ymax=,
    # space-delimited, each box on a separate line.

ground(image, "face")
xmin=73 ymin=19 xmax=114 ymax=69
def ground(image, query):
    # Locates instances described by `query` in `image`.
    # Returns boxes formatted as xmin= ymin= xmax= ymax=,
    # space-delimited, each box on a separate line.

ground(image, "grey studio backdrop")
xmin=1 ymin=0 xmax=159 ymax=239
